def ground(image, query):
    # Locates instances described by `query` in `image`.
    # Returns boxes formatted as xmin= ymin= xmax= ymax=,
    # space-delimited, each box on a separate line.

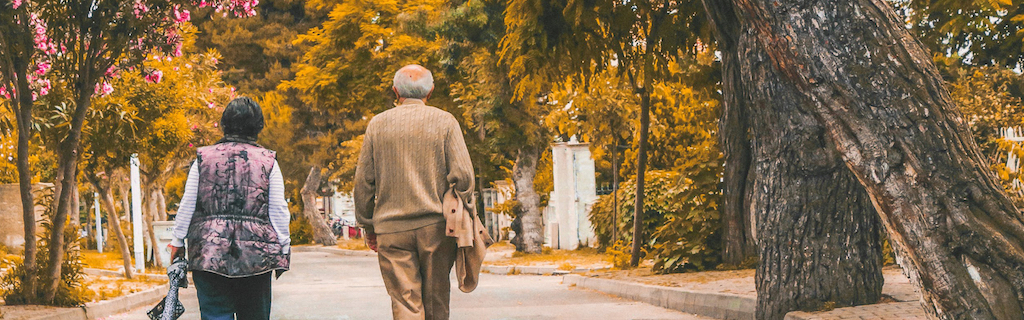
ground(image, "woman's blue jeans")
xmin=192 ymin=271 xmax=272 ymax=320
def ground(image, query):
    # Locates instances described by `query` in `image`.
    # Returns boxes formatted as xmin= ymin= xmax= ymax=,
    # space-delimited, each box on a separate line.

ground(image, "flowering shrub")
xmin=0 ymin=0 xmax=258 ymax=102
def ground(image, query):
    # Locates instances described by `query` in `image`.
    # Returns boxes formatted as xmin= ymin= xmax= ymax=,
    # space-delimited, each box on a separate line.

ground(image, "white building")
xmin=548 ymin=140 xmax=599 ymax=250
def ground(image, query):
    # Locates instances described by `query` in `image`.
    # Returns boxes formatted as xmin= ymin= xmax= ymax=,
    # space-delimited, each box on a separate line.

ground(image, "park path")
xmin=107 ymin=251 xmax=708 ymax=320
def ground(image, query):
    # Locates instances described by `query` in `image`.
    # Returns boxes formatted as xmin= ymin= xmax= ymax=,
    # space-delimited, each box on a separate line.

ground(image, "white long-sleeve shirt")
xmin=170 ymin=160 xmax=291 ymax=254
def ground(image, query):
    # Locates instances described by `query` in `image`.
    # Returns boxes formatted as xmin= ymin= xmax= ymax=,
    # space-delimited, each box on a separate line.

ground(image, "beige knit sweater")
xmin=353 ymin=99 xmax=476 ymax=234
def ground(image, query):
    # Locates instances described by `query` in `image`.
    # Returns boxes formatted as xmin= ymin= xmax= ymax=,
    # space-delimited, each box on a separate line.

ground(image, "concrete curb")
xmin=24 ymin=308 xmax=85 ymax=320
xmin=481 ymin=265 xmax=605 ymax=276
xmin=562 ymin=274 xmax=755 ymax=320
xmin=83 ymin=286 xmax=164 ymax=319
xmin=83 ymin=268 xmax=168 ymax=280
xmin=23 ymin=286 xmax=165 ymax=320
xmin=292 ymin=245 xmax=377 ymax=257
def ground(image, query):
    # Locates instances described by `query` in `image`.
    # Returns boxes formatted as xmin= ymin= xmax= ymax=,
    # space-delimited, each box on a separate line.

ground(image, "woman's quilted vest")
xmin=186 ymin=142 xmax=289 ymax=277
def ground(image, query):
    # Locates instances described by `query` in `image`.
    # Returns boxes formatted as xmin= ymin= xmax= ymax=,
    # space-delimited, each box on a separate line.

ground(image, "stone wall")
xmin=0 ymin=183 xmax=51 ymax=251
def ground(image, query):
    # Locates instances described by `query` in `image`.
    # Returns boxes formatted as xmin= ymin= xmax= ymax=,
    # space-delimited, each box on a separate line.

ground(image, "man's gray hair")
xmin=393 ymin=65 xmax=434 ymax=99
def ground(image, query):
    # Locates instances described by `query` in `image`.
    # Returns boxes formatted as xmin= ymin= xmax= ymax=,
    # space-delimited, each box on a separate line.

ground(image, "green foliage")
xmin=1 ymin=190 xmax=88 ymax=306
xmin=902 ymin=0 xmax=1024 ymax=67
xmin=289 ymin=214 xmax=314 ymax=246
xmin=942 ymin=64 xmax=1024 ymax=205
xmin=649 ymin=140 xmax=723 ymax=273
xmin=589 ymin=169 xmax=721 ymax=273
xmin=606 ymin=240 xmax=636 ymax=270
xmin=193 ymin=0 xmax=329 ymax=94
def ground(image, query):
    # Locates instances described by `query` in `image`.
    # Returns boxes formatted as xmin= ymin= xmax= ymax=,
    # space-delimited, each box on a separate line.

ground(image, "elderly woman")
xmin=168 ymin=97 xmax=291 ymax=320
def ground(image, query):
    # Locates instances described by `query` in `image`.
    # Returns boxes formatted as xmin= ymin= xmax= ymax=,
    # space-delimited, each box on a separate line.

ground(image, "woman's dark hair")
xmin=220 ymin=97 xmax=264 ymax=141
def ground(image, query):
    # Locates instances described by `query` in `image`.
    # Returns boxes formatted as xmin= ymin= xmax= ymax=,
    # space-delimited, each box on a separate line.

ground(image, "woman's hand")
xmin=168 ymin=244 xmax=185 ymax=260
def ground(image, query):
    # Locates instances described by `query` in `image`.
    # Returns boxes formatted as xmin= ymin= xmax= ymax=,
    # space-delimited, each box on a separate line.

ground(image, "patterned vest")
xmin=186 ymin=142 xmax=289 ymax=277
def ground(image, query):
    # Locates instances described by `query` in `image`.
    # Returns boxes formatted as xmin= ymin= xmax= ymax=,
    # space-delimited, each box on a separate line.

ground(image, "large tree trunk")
xmin=301 ymin=166 xmax=336 ymax=246
xmin=88 ymin=177 xmax=134 ymax=279
xmin=705 ymin=3 xmax=885 ymax=319
xmin=717 ymin=0 xmax=1024 ymax=318
xmin=704 ymin=1 xmax=757 ymax=266
xmin=512 ymin=146 xmax=543 ymax=253
xmin=742 ymin=44 xmax=885 ymax=319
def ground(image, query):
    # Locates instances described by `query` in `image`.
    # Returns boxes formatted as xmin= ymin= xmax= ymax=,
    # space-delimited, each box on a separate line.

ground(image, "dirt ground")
xmin=484 ymin=242 xmax=612 ymax=270
xmin=585 ymin=265 xmax=915 ymax=299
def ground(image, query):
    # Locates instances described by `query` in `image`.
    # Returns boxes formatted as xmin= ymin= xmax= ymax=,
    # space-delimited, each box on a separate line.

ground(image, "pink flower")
xmin=0 ymin=87 xmax=9 ymax=99
xmin=207 ymin=102 xmax=215 ymax=109
xmin=172 ymin=42 xmax=183 ymax=57
xmin=133 ymin=0 xmax=149 ymax=18
xmin=173 ymin=6 xmax=191 ymax=23
xmin=12 ymin=0 xmax=22 ymax=9
xmin=214 ymin=122 xmax=219 ymax=128
xmin=188 ymin=143 xmax=194 ymax=148
xmin=145 ymin=70 xmax=163 ymax=83
xmin=95 ymin=82 xmax=114 ymax=96
xmin=31 ymin=92 xmax=37 ymax=101
xmin=34 ymin=61 xmax=50 ymax=75
xmin=211 ymin=57 xmax=218 ymax=65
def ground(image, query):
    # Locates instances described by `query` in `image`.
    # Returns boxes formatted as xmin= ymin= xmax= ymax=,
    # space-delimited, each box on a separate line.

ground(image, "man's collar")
xmin=398 ymin=98 xmax=425 ymax=106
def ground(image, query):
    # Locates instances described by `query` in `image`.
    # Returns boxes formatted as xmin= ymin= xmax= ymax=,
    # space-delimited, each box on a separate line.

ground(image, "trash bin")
xmin=153 ymin=221 xmax=176 ymax=267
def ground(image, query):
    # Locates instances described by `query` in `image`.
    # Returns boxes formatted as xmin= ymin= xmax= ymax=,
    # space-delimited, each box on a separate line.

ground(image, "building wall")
xmin=549 ymin=142 xmax=598 ymax=250
xmin=0 ymin=183 xmax=52 ymax=251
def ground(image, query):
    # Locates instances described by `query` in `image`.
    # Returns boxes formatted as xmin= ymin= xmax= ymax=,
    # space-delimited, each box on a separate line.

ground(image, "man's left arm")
xmin=445 ymin=116 xmax=476 ymax=201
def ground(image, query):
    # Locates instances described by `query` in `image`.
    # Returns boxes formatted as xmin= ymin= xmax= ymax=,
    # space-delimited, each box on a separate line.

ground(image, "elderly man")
xmin=354 ymin=64 xmax=475 ymax=320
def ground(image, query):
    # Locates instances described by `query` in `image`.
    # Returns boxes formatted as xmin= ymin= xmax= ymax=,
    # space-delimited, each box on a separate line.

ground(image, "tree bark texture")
xmin=705 ymin=2 xmax=887 ymax=319
xmin=703 ymin=1 xmax=757 ymax=266
xmin=718 ymin=0 xmax=1024 ymax=318
xmin=88 ymin=177 xmax=134 ymax=279
xmin=630 ymin=90 xmax=650 ymax=267
xmin=143 ymin=187 xmax=161 ymax=268
xmin=13 ymin=64 xmax=38 ymax=301
xmin=512 ymin=146 xmax=544 ymax=254
xmin=301 ymin=166 xmax=337 ymax=246
xmin=743 ymin=52 xmax=885 ymax=319
xmin=71 ymin=185 xmax=80 ymax=226
xmin=44 ymin=79 xmax=95 ymax=302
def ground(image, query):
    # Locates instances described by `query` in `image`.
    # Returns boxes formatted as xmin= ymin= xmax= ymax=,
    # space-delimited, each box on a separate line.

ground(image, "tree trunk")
xmin=70 ymin=184 xmax=80 ymax=226
xmin=742 ymin=45 xmax=885 ymax=319
xmin=12 ymin=67 xmax=38 ymax=302
xmin=301 ymin=166 xmax=336 ymax=246
xmin=630 ymin=89 xmax=650 ymax=268
xmin=88 ymin=177 xmax=134 ymax=279
xmin=717 ymin=0 xmax=1024 ymax=318
xmin=512 ymin=146 xmax=543 ymax=253
xmin=44 ymin=80 xmax=95 ymax=302
xmin=143 ymin=187 xmax=161 ymax=268
xmin=156 ymin=188 xmax=167 ymax=221
xmin=704 ymin=1 xmax=757 ymax=266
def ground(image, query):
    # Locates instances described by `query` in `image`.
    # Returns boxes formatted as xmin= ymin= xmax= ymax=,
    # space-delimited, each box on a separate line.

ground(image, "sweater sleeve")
xmin=269 ymin=161 xmax=291 ymax=254
xmin=353 ymin=133 xmax=376 ymax=233
xmin=445 ymin=116 xmax=476 ymax=204
xmin=171 ymin=161 xmax=199 ymax=247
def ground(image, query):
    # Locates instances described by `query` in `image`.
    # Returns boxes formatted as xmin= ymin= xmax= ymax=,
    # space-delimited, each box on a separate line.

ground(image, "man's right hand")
xmin=364 ymin=231 xmax=378 ymax=252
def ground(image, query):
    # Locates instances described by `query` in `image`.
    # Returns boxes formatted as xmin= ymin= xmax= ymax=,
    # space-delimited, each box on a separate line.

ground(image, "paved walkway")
xmin=107 ymin=251 xmax=709 ymax=320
